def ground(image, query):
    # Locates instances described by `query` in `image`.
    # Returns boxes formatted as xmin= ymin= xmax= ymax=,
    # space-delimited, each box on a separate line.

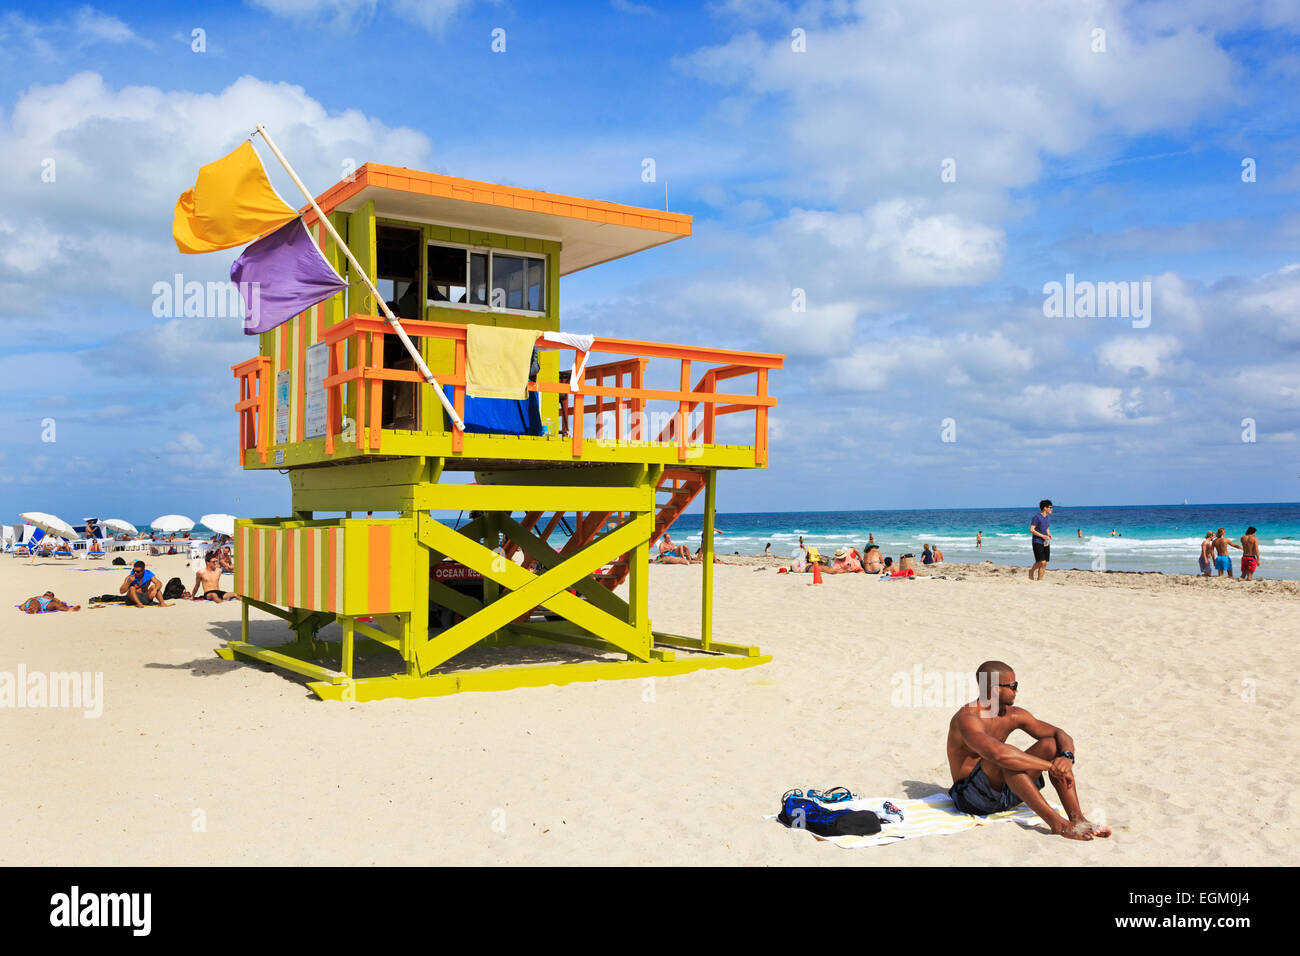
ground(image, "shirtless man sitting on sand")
xmin=947 ymin=660 xmax=1111 ymax=840
xmin=191 ymin=551 xmax=238 ymax=602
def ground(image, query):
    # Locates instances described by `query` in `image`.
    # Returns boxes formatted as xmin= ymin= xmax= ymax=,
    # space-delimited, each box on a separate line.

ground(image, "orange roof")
xmin=303 ymin=163 xmax=691 ymax=275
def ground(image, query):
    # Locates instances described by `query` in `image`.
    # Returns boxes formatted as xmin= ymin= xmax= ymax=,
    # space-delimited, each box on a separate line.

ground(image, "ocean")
xmin=124 ymin=503 xmax=1300 ymax=579
xmin=666 ymin=503 xmax=1300 ymax=580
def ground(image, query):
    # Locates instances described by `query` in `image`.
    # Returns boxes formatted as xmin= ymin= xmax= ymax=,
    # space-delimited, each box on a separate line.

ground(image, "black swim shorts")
xmin=1032 ymin=540 xmax=1050 ymax=562
xmin=950 ymin=760 xmax=1045 ymax=815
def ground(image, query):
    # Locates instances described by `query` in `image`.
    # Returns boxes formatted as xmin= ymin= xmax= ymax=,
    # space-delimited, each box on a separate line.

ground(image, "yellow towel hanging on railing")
xmin=465 ymin=326 xmax=541 ymax=399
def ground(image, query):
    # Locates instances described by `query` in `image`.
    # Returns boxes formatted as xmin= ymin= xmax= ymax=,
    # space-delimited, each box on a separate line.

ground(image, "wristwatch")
xmin=1060 ymin=750 xmax=1075 ymax=762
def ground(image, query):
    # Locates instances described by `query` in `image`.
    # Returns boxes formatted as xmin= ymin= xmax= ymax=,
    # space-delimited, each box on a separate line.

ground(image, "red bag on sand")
xmin=777 ymin=567 xmax=789 ymax=574
xmin=890 ymin=568 xmax=914 ymax=578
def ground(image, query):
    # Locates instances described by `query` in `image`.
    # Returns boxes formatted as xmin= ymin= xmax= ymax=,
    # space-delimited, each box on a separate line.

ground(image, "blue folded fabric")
xmin=442 ymin=385 xmax=543 ymax=436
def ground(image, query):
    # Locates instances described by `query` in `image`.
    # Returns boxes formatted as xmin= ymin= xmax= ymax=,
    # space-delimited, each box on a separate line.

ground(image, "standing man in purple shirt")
xmin=1029 ymin=499 xmax=1053 ymax=581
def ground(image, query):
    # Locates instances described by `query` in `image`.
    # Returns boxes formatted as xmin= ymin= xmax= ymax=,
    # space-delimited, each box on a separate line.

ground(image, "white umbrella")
xmin=19 ymin=512 xmax=80 ymax=544
xmin=151 ymin=514 xmax=194 ymax=535
xmin=198 ymin=513 xmax=236 ymax=537
xmin=101 ymin=518 xmax=138 ymax=536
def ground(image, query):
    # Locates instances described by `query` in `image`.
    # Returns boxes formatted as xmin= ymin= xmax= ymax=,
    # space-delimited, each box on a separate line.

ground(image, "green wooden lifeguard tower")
xmin=220 ymin=163 xmax=783 ymax=701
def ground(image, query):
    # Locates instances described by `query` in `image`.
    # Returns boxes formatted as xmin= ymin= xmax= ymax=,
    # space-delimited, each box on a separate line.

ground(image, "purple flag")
xmin=231 ymin=217 xmax=347 ymax=335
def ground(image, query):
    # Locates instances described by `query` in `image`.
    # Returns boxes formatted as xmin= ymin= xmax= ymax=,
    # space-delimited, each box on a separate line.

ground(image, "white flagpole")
xmin=253 ymin=124 xmax=466 ymax=432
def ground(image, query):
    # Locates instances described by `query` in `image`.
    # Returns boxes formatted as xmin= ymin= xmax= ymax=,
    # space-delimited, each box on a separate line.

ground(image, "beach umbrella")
xmin=198 ymin=513 xmax=236 ymax=537
xmin=151 ymin=514 xmax=194 ymax=535
xmin=101 ymin=518 xmax=138 ymax=536
xmin=19 ymin=511 xmax=80 ymax=542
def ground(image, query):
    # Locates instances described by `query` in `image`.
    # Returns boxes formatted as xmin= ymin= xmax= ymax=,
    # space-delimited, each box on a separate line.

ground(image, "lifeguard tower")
xmin=220 ymin=163 xmax=784 ymax=701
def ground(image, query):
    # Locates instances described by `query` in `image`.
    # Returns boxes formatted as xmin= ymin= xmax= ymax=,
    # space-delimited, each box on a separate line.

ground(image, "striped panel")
xmin=330 ymin=526 xmax=343 ymax=612
xmin=286 ymin=527 xmax=296 ymax=606
xmin=308 ymin=527 xmax=321 ymax=611
xmin=368 ymin=523 xmax=391 ymax=613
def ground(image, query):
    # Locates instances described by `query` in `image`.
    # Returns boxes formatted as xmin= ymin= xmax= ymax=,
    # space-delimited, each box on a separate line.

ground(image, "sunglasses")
xmin=998 ymin=681 xmax=1019 ymax=691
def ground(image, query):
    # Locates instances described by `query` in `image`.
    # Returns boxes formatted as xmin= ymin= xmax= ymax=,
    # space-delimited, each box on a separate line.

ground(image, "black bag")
xmin=823 ymin=810 xmax=882 ymax=836
xmin=778 ymin=792 xmax=881 ymax=837
xmin=111 ymin=557 xmax=126 ymax=566
xmin=162 ymin=577 xmax=186 ymax=600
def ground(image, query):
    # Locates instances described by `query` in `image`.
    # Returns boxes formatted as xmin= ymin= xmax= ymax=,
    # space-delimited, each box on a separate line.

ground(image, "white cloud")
xmin=0 ymin=72 xmax=433 ymax=318
xmin=682 ymin=0 xmax=1245 ymax=210
xmin=1012 ymin=383 xmax=1160 ymax=430
xmin=0 ymin=6 xmax=148 ymax=59
xmin=247 ymin=0 xmax=479 ymax=33
xmin=1097 ymin=334 xmax=1181 ymax=377
xmin=827 ymin=330 xmax=1032 ymax=391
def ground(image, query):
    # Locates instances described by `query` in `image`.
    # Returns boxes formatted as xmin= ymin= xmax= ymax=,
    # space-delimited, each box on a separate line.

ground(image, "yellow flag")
xmin=173 ymin=141 xmax=298 ymax=254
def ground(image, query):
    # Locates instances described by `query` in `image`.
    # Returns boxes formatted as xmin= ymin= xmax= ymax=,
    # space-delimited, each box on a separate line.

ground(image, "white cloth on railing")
xmin=539 ymin=332 xmax=595 ymax=392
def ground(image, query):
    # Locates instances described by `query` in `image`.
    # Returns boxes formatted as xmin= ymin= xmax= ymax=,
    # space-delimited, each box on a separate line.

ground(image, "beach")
xmin=2 ymin=553 xmax=1295 ymax=866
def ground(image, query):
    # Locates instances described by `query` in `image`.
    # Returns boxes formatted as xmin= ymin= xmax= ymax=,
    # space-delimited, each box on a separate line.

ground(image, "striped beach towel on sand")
xmin=772 ymin=792 xmax=1064 ymax=848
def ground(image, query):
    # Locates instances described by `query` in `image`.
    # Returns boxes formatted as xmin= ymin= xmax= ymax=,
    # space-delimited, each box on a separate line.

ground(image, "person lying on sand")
xmin=822 ymin=547 xmax=863 ymax=573
xmin=120 ymin=560 xmax=169 ymax=607
xmin=20 ymin=591 xmax=80 ymax=613
xmin=946 ymin=660 xmax=1111 ymax=841
xmin=191 ymin=552 xmax=239 ymax=602
xmin=659 ymin=554 xmax=694 ymax=565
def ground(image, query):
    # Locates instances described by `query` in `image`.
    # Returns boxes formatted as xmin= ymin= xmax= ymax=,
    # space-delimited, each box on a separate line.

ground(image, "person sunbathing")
xmin=191 ymin=552 xmax=239 ymax=602
xmin=658 ymin=533 xmax=690 ymax=558
xmin=89 ymin=539 xmax=103 ymax=554
xmin=20 ymin=591 xmax=80 ymax=613
xmin=120 ymin=560 xmax=169 ymax=607
xmin=862 ymin=545 xmax=883 ymax=573
xmin=653 ymin=553 xmax=693 ymax=565
xmin=946 ymin=660 xmax=1110 ymax=840
xmin=823 ymin=547 xmax=863 ymax=573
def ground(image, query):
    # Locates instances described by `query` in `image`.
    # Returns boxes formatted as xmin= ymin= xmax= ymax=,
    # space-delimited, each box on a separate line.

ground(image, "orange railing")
xmin=239 ymin=315 xmax=781 ymax=464
xmin=232 ymin=356 xmax=273 ymax=465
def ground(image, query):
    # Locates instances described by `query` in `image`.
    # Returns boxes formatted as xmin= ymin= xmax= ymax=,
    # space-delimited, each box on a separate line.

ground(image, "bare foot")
xmin=1059 ymin=819 xmax=1110 ymax=840
xmin=70 ymin=605 xmax=81 ymax=612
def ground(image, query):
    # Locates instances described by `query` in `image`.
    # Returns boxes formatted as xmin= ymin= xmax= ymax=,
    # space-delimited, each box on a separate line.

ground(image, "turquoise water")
xmin=669 ymin=503 xmax=1300 ymax=579
xmin=128 ymin=504 xmax=1300 ymax=579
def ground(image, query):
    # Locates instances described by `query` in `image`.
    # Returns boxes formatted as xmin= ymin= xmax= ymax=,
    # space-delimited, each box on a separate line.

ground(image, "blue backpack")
xmin=778 ymin=789 xmax=881 ymax=837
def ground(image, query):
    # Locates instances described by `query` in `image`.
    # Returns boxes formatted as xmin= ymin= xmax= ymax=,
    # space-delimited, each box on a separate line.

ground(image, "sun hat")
xmin=834 ymin=548 xmax=848 ymax=559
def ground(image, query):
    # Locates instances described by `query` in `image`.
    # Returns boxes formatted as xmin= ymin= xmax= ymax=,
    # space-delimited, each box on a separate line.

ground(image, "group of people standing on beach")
xmin=1029 ymin=499 xmax=1265 ymax=581
xmin=1198 ymin=527 xmax=1261 ymax=579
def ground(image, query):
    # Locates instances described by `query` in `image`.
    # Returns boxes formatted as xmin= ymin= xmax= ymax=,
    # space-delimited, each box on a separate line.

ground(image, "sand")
xmin=2 ymin=552 xmax=1295 ymax=866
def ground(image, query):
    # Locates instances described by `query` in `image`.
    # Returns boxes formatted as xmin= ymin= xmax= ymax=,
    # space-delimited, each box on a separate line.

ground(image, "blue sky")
xmin=1 ymin=0 xmax=1298 ymax=523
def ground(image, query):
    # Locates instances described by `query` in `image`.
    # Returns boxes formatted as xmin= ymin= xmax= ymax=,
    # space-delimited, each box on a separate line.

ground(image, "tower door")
xmin=376 ymin=224 xmax=422 ymax=431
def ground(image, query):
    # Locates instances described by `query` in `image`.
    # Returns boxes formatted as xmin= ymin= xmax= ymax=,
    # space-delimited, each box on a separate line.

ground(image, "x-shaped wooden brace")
xmin=414 ymin=511 xmax=653 ymax=674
